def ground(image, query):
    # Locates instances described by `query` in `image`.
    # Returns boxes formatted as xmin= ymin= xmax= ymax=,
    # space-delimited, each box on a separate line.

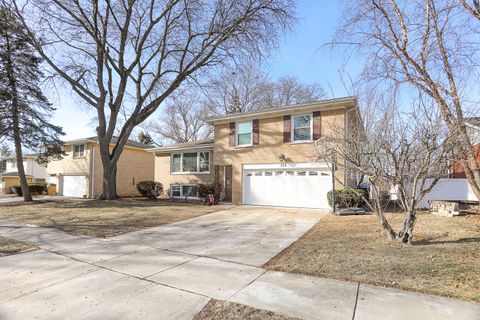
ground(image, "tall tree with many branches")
xmin=9 ymin=0 xmax=295 ymax=199
xmin=0 ymin=5 xmax=64 ymax=202
xmin=333 ymin=0 xmax=480 ymax=200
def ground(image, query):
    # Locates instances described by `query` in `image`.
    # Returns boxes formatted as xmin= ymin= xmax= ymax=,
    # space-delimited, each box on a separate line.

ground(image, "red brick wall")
xmin=450 ymin=144 xmax=480 ymax=178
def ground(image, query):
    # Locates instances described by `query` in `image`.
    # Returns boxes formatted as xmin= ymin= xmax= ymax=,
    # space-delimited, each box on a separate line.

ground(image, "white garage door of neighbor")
xmin=243 ymin=168 xmax=332 ymax=209
xmin=61 ymin=175 xmax=87 ymax=198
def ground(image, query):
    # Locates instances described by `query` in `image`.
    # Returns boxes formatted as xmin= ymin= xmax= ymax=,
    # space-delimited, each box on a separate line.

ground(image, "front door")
xmin=215 ymin=165 xmax=232 ymax=202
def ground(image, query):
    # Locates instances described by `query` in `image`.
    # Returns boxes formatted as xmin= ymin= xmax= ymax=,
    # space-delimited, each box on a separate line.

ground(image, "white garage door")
xmin=61 ymin=175 xmax=87 ymax=198
xmin=243 ymin=168 xmax=332 ymax=209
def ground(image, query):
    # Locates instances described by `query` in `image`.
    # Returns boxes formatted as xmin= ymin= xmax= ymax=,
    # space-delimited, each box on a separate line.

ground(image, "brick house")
xmin=47 ymin=137 xmax=154 ymax=198
xmin=150 ymin=97 xmax=361 ymax=209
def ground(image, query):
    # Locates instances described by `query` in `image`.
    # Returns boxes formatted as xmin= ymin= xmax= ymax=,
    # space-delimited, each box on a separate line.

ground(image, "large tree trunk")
xmin=98 ymin=161 xmax=118 ymax=200
xmin=5 ymin=30 xmax=32 ymax=202
xmin=12 ymin=117 xmax=32 ymax=202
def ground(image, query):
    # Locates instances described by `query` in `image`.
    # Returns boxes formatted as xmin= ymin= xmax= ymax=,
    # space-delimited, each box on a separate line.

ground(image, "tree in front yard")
xmin=8 ymin=0 xmax=295 ymax=200
xmin=317 ymin=95 xmax=453 ymax=244
xmin=333 ymin=0 xmax=480 ymax=201
xmin=0 ymin=5 xmax=64 ymax=202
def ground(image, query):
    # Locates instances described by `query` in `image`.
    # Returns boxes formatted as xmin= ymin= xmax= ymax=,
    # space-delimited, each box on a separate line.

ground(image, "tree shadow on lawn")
xmin=2 ymin=198 xmax=201 ymax=209
xmin=414 ymin=236 xmax=480 ymax=246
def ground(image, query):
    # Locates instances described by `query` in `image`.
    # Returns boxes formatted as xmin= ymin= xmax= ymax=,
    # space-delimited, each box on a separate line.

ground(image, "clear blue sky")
xmin=50 ymin=1 xmax=362 ymax=140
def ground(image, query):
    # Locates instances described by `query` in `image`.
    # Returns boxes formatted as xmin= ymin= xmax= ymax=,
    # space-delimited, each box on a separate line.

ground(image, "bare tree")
xmin=9 ymin=0 xmax=295 ymax=199
xmin=317 ymin=95 xmax=452 ymax=244
xmin=264 ymin=75 xmax=326 ymax=108
xmin=206 ymin=61 xmax=326 ymax=115
xmin=334 ymin=0 xmax=480 ymax=199
xmin=206 ymin=62 xmax=271 ymax=115
xmin=146 ymin=89 xmax=212 ymax=144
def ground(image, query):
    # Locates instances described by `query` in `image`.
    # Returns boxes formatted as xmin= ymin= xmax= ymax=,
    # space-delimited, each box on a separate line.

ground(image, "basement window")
xmin=170 ymin=184 xmax=198 ymax=198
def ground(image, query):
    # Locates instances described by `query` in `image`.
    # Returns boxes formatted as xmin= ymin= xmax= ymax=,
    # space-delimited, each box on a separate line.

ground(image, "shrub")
xmin=197 ymin=182 xmax=223 ymax=205
xmin=136 ymin=181 xmax=163 ymax=199
xmin=327 ymin=188 xmax=368 ymax=208
xmin=11 ymin=184 xmax=47 ymax=196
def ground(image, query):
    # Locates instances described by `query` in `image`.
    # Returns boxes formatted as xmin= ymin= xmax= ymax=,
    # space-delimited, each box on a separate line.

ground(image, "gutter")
xmin=90 ymin=145 xmax=95 ymax=198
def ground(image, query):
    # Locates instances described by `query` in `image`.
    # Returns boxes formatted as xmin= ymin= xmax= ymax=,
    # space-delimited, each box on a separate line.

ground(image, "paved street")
xmin=1 ymin=206 xmax=478 ymax=319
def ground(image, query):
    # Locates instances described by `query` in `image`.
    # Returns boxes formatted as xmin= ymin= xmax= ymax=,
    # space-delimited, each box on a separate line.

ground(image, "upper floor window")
xmin=292 ymin=114 xmax=312 ymax=142
xmin=73 ymin=144 xmax=85 ymax=158
xmin=237 ymin=121 xmax=253 ymax=146
xmin=10 ymin=160 xmax=17 ymax=168
xmin=171 ymin=151 xmax=210 ymax=173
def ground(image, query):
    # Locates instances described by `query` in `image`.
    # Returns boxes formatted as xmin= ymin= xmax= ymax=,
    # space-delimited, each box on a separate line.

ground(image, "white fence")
xmin=418 ymin=179 xmax=479 ymax=208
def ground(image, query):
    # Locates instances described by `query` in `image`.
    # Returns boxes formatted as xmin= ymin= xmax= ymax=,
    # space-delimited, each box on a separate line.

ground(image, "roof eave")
xmin=148 ymin=143 xmax=215 ymax=153
xmin=206 ymin=97 xmax=357 ymax=125
xmin=62 ymin=139 xmax=151 ymax=150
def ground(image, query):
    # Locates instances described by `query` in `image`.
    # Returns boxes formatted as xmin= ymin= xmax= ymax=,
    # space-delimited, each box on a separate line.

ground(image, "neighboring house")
xmin=150 ymin=97 xmax=362 ymax=209
xmin=0 ymin=154 xmax=48 ymax=194
xmin=47 ymin=137 xmax=154 ymax=198
xmin=401 ymin=117 xmax=480 ymax=208
xmin=449 ymin=117 xmax=480 ymax=178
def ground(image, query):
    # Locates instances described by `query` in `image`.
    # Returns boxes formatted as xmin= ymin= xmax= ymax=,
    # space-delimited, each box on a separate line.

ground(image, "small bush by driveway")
xmin=265 ymin=213 xmax=480 ymax=302
xmin=0 ymin=199 xmax=229 ymax=237
xmin=0 ymin=236 xmax=37 ymax=256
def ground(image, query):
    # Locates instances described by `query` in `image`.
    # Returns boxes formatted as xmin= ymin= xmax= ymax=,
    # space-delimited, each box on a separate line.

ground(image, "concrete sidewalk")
xmin=1 ymin=208 xmax=478 ymax=320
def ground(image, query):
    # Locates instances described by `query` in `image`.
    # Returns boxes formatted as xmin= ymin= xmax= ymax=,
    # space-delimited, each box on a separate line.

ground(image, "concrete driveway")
xmin=1 ymin=206 xmax=479 ymax=320
xmin=111 ymin=205 xmax=323 ymax=266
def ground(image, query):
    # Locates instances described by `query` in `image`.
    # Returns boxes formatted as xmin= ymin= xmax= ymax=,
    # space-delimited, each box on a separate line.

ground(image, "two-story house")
xmin=150 ymin=97 xmax=361 ymax=209
xmin=0 ymin=154 xmax=48 ymax=194
xmin=48 ymin=137 xmax=155 ymax=198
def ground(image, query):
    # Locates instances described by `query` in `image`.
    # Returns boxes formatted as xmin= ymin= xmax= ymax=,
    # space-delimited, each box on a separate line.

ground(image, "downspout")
xmin=91 ymin=145 xmax=95 ymax=198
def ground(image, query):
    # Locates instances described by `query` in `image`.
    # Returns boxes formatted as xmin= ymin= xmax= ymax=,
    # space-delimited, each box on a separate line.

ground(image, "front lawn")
xmin=0 ymin=236 xmax=38 ymax=256
xmin=0 ymin=198 xmax=229 ymax=238
xmin=265 ymin=212 xmax=480 ymax=302
xmin=194 ymin=300 xmax=299 ymax=320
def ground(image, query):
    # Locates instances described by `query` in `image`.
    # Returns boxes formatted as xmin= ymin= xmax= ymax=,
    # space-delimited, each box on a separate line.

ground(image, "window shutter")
xmin=313 ymin=111 xmax=322 ymax=140
xmin=283 ymin=115 xmax=291 ymax=143
xmin=252 ymin=119 xmax=259 ymax=145
xmin=229 ymin=122 xmax=236 ymax=147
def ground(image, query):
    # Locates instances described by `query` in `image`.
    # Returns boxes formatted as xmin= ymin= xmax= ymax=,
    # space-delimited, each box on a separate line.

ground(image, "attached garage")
xmin=60 ymin=175 xmax=87 ymax=198
xmin=242 ymin=163 xmax=332 ymax=209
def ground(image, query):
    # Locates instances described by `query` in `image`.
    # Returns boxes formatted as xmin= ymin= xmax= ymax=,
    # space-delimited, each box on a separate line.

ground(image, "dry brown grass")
xmin=193 ymin=300 xmax=299 ymax=320
xmin=265 ymin=212 xmax=480 ymax=302
xmin=0 ymin=236 xmax=38 ymax=256
xmin=0 ymin=198 xmax=229 ymax=238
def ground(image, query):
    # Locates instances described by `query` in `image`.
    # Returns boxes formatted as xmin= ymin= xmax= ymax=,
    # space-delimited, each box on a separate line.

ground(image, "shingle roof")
xmin=0 ymin=172 xmax=33 ymax=177
xmin=206 ymin=96 xmax=357 ymax=124
xmin=148 ymin=139 xmax=214 ymax=152
xmin=1 ymin=154 xmax=41 ymax=160
xmin=64 ymin=136 xmax=155 ymax=149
